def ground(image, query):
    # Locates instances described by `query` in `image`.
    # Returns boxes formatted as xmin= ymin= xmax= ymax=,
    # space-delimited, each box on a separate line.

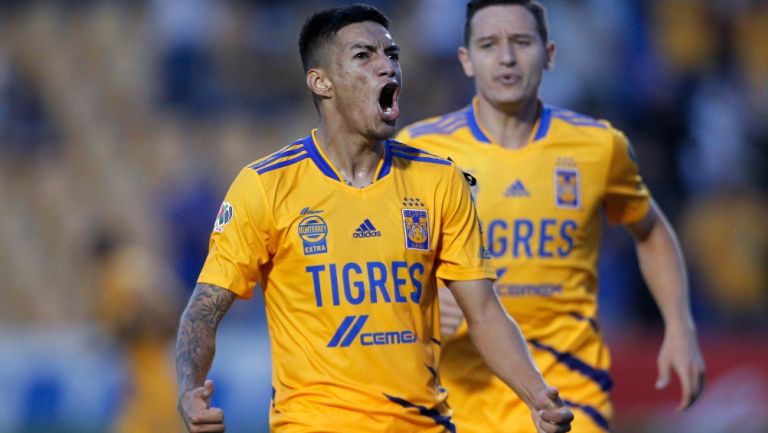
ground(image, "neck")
xmin=315 ymin=121 xmax=383 ymax=188
xmin=475 ymin=96 xmax=540 ymax=150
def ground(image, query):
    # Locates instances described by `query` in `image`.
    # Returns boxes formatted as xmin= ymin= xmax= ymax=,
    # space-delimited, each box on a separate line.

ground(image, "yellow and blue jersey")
xmin=198 ymin=129 xmax=494 ymax=433
xmin=397 ymin=99 xmax=650 ymax=433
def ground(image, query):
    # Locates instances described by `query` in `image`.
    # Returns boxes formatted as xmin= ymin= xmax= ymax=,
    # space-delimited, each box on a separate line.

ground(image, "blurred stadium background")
xmin=0 ymin=1 xmax=766 ymax=432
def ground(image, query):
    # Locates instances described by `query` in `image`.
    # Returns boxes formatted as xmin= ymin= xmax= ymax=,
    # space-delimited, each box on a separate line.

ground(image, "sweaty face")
xmin=324 ymin=22 xmax=402 ymax=140
xmin=461 ymin=5 xmax=552 ymax=111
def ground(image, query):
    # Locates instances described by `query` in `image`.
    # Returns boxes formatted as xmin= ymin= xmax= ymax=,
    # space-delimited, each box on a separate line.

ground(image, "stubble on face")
xmin=323 ymin=22 xmax=401 ymax=140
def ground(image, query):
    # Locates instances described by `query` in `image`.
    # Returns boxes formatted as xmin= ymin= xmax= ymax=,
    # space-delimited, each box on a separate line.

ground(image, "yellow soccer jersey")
xmin=198 ymin=129 xmax=494 ymax=433
xmin=397 ymin=99 xmax=650 ymax=433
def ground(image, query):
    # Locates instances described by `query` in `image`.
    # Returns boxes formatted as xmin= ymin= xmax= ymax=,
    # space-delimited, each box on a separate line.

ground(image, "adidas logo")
xmin=353 ymin=219 xmax=382 ymax=238
xmin=504 ymin=179 xmax=530 ymax=197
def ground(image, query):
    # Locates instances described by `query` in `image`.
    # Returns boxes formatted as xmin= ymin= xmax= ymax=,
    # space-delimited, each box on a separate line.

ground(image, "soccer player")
xmin=175 ymin=4 xmax=573 ymax=433
xmin=396 ymin=1 xmax=706 ymax=432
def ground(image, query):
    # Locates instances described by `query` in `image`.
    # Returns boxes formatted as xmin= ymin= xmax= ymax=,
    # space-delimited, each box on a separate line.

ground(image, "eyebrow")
xmin=474 ymin=32 xmax=536 ymax=43
xmin=349 ymin=43 xmax=400 ymax=53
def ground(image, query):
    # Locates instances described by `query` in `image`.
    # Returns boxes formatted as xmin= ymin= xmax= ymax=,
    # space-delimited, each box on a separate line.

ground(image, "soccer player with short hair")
xmin=396 ymin=1 xmax=706 ymax=432
xmin=175 ymin=4 xmax=573 ymax=433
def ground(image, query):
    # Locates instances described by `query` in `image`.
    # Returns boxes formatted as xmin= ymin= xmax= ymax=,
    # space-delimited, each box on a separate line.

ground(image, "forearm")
xmin=464 ymin=292 xmax=547 ymax=408
xmin=176 ymin=283 xmax=236 ymax=395
xmin=448 ymin=280 xmax=548 ymax=407
xmin=634 ymin=207 xmax=695 ymax=332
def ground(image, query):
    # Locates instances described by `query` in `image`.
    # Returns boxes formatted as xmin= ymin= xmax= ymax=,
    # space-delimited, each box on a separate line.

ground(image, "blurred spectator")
xmin=680 ymin=188 xmax=768 ymax=329
xmin=94 ymin=235 xmax=185 ymax=433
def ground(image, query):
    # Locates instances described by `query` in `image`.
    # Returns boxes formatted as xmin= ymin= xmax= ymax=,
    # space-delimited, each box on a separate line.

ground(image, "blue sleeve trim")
xmin=391 ymin=151 xmax=452 ymax=165
xmin=550 ymin=107 xmax=607 ymax=129
xmin=249 ymin=144 xmax=306 ymax=170
xmin=255 ymin=153 xmax=309 ymax=175
xmin=407 ymin=109 xmax=469 ymax=138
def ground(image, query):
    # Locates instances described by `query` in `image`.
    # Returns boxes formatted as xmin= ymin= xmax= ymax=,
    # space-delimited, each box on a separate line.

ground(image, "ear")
xmin=306 ymin=68 xmax=333 ymax=98
xmin=458 ymin=46 xmax=474 ymax=78
xmin=544 ymin=41 xmax=556 ymax=70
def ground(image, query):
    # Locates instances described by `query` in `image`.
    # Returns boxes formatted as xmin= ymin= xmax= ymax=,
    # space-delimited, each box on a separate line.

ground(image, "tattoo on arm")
xmin=176 ymin=283 xmax=236 ymax=394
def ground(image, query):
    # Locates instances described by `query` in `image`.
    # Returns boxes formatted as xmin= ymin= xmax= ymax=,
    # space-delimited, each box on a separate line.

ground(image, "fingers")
xmin=539 ymin=407 xmax=574 ymax=425
xmin=189 ymin=407 xmax=225 ymax=424
xmin=676 ymin=361 xmax=693 ymax=411
xmin=655 ymin=361 xmax=670 ymax=390
xmin=537 ymin=411 xmax=573 ymax=433
xmin=691 ymin=369 xmax=706 ymax=406
xmin=532 ymin=387 xmax=573 ymax=433
xmin=189 ymin=424 xmax=226 ymax=433
xmin=186 ymin=406 xmax=225 ymax=433
xmin=680 ymin=364 xmax=706 ymax=410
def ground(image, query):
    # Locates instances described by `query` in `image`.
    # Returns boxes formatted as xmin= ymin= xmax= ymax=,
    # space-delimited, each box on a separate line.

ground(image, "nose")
xmin=499 ymin=40 xmax=516 ymax=66
xmin=377 ymin=54 xmax=396 ymax=77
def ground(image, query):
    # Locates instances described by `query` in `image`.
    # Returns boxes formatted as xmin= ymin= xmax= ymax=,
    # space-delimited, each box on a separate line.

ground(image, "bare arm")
xmin=446 ymin=279 xmax=573 ymax=433
xmin=176 ymin=283 xmax=236 ymax=432
xmin=627 ymin=200 xmax=706 ymax=409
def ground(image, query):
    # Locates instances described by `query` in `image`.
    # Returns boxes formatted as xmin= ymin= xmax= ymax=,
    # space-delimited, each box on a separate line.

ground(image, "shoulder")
xmin=388 ymin=140 xmax=454 ymax=167
xmin=397 ymin=106 xmax=470 ymax=140
xmin=546 ymin=106 xmax=627 ymax=147
xmin=246 ymin=138 xmax=310 ymax=176
xmin=387 ymin=140 xmax=469 ymax=190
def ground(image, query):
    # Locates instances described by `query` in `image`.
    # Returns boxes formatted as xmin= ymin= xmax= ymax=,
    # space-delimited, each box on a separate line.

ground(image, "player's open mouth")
xmin=378 ymin=82 xmax=400 ymax=122
xmin=495 ymin=73 xmax=521 ymax=85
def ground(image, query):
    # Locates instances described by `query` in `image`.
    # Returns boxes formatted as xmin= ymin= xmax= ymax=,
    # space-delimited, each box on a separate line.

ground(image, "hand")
xmin=178 ymin=379 xmax=226 ymax=433
xmin=656 ymin=326 xmax=706 ymax=410
xmin=438 ymin=287 xmax=464 ymax=339
xmin=530 ymin=387 xmax=573 ymax=433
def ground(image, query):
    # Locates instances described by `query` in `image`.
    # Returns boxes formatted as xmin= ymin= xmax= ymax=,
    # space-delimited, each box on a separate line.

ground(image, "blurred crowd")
xmin=2 ymin=0 xmax=765 ymax=330
xmin=0 ymin=0 xmax=766 ymax=431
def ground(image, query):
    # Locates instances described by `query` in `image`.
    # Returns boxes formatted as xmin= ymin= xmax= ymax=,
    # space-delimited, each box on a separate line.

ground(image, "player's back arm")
xmin=176 ymin=283 xmax=236 ymax=394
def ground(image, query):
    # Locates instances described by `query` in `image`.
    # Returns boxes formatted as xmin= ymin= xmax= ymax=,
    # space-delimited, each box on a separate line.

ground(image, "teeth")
xmin=385 ymin=107 xmax=392 ymax=114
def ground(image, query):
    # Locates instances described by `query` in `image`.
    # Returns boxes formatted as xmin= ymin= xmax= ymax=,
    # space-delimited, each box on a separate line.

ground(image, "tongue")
xmin=380 ymin=99 xmax=400 ymax=122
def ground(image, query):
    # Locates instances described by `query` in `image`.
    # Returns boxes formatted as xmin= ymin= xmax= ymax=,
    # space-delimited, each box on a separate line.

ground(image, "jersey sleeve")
xmin=197 ymin=167 xmax=272 ymax=298
xmin=434 ymin=165 xmax=496 ymax=282
xmin=603 ymin=128 xmax=651 ymax=225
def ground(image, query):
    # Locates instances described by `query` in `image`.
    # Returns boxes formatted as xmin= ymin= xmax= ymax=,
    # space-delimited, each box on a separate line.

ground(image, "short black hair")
xmin=299 ymin=3 xmax=391 ymax=72
xmin=464 ymin=0 xmax=549 ymax=47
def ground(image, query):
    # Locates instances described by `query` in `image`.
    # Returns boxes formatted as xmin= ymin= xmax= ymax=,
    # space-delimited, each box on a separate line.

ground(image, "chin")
xmin=369 ymin=124 xmax=396 ymax=140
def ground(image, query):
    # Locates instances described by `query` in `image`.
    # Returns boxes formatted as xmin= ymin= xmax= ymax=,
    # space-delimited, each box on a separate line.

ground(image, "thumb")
xmin=202 ymin=379 xmax=215 ymax=399
xmin=656 ymin=364 xmax=670 ymax=390
xmin=545 ymin=386 xmax=562 ymax=407
xmin=546 ymin=386 xmax=560 ymax=400
xmin=536 ymin=386 xmax=561 ymax=415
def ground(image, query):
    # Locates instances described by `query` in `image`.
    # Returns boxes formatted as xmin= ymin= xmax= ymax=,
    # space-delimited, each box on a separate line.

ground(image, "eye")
xmin=516 ymin=39 xmax=531 ymax=47
xmin=387 ymin=52 xmax=399 ymax=61
xmin=354 ymin=52 xmax=369 ymax=59
xmin=478 ymin=41 xmax=494 ymax=50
